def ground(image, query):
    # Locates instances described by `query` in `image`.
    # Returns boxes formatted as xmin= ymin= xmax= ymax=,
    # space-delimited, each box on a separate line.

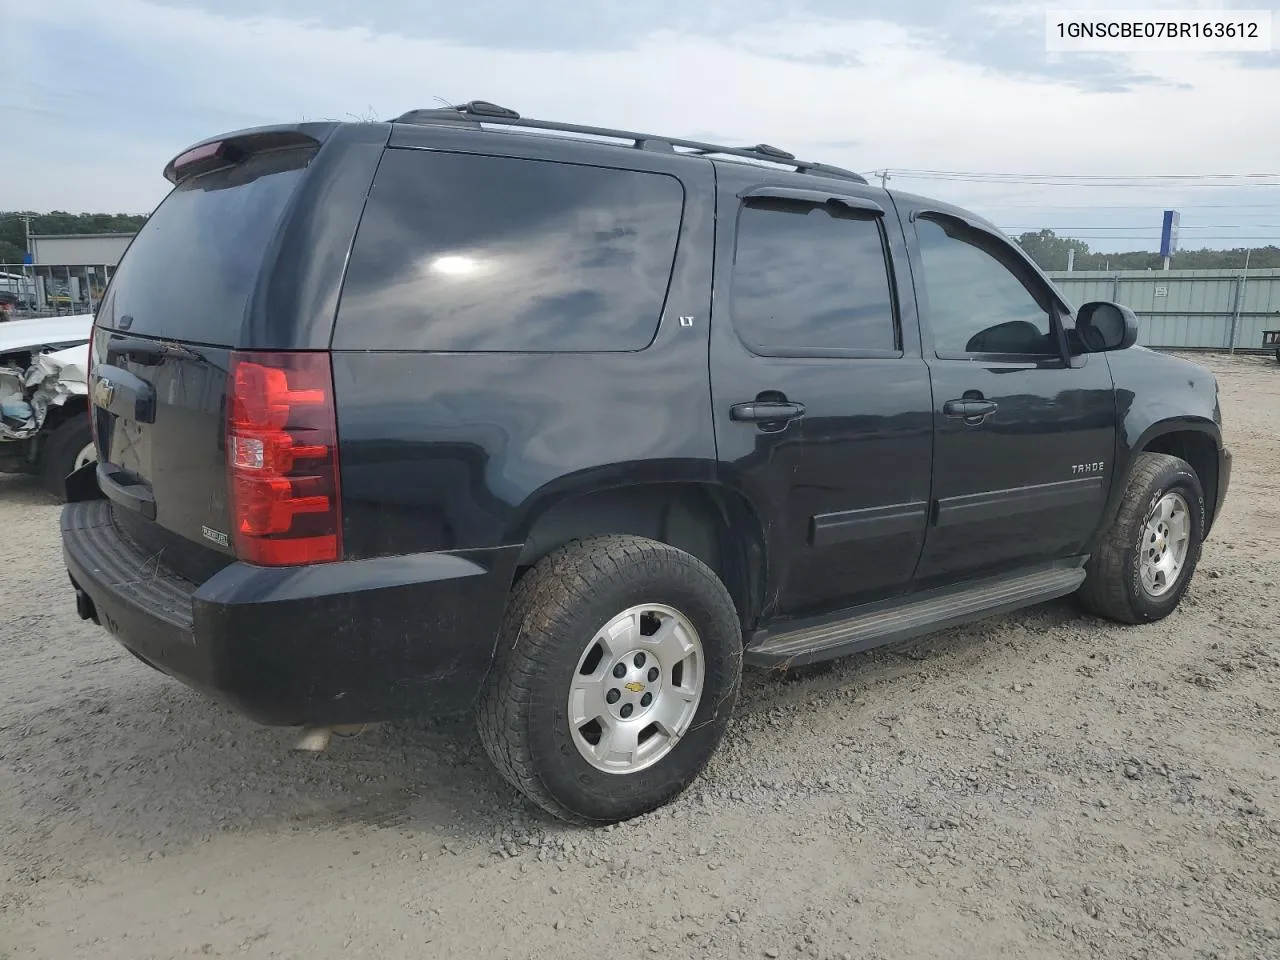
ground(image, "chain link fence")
xmin=0 ymin=263 xmax=112 ymax=320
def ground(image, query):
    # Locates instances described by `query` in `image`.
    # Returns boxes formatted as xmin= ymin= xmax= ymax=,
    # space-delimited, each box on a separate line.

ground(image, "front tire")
xmin=1079 ymin=453 xmax=1205 ymax=624
xmin=477 ymin=535 xmax=742 ymax=824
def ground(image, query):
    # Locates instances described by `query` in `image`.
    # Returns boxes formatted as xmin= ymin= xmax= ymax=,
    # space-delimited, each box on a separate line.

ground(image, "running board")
xmin=745 ymin=561 xmax=1087 ymax=668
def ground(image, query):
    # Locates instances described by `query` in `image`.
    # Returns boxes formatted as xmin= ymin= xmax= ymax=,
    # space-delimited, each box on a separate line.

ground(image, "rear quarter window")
xmin=334 ymin=149 xmax=685 ymax=352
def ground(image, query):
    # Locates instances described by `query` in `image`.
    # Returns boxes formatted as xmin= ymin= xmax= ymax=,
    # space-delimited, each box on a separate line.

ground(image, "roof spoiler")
xmin=163 ymin=124 xmax=334 ymax=184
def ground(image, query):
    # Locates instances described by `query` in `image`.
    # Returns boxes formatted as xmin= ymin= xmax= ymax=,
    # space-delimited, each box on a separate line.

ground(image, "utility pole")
xmin=1228 ymin=249 xmax=1253 ymax=355
xmin=20 ymin=215 xmax=34 ymax=309
xmin=878 ymin=170 xmax=890 ymax=189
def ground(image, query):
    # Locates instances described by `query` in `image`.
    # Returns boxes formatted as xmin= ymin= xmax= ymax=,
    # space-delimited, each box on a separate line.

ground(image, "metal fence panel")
xmin=1237 ymin=273 xmax=1280 ymax=352
xmin=1 ymin=262 xmax=115 ymax=318
xmin=1047 ymin=268 xmax=1280 ymax=351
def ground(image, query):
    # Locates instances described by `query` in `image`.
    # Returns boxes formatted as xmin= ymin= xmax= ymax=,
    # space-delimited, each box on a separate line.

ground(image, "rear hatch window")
xmin=91 ymin=142 xmax=320 ymax=577
xmin=98 ymin=145 xmax=316 ymax=345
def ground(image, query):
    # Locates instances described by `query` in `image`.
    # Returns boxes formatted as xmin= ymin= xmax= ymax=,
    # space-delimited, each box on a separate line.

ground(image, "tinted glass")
xmin=336 ymin=150 xmax=684 ymax=352
xmin=98 ymin=147 xmax=314 ymax=345
xmin=916 ymin=217 xmax=1057 ymax=356
xmin=731 ymin=199 xmax=896 ymax=355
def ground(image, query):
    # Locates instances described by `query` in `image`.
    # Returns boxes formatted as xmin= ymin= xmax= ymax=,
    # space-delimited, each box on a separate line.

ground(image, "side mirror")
xmin=1075 ymin=301 xmax=1138 ymax=353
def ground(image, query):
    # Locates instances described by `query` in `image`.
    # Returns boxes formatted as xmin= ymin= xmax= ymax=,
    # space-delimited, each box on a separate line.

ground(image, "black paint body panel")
xmin=1102 ymin=345 xmax=1228 ymax=531
xmin=709 ymin=162 xmax=933 ymax=619
xmin=332 ymin=140 xmax=718 ymax=558
xmin=90 ymin=329 xmax=236 ymax=580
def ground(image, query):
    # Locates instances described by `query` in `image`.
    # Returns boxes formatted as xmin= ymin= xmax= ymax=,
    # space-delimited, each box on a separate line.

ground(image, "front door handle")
xmin=730 ymin=401 xmax=806 ymax=424
xmin=943 ymin=398 xmax=998 ymax=420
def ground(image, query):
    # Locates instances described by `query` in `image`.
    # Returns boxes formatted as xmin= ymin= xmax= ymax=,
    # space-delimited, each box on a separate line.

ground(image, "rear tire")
xmin=1078 ymin=452 xmax=1204 ymax=624
xmin=40 ymin=417 xmax=95 ymax=499
xmin=476 ymin=535 xmax=742 ymax=824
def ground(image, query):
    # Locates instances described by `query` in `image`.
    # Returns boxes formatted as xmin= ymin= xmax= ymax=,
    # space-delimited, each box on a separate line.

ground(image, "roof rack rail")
xmin=391 ymin=101 xmax=868 ymax=185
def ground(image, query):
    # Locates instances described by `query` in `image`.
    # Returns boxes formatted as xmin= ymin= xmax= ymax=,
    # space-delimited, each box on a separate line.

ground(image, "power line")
xmin=1010 ymin=228 xmax=1280 ymax=235
xmin=1001 ymin=225 xmax=1280 ymax=230
xmin=986 ymin=201 xmax=1280 ymax=209
xmin=911 ymin=179 xmax=1280 ymax=189
xmin=1017 ymin=236 xmax=1280 ymax=242
xmin=884 ymin=171 xmax=1280 ymax=190
xmin=890 ymin=169 xmax=1280 ymax=181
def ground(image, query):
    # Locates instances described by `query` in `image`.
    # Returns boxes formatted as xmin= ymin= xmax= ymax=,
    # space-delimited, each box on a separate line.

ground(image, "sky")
xmin=5 ymin=0 xmax=1280 ymax=253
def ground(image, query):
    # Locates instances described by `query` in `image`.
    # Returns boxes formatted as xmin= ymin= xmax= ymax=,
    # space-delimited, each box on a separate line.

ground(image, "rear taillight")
xmin=227 ymin=351 xmax=342 ymax=566
xmin=165 ymin=140 xmax=246 ymax=184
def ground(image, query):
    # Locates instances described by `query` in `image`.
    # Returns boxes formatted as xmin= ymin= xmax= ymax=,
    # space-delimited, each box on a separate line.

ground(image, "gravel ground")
xmin=1 ymin=352 xmax=1277 ymax=960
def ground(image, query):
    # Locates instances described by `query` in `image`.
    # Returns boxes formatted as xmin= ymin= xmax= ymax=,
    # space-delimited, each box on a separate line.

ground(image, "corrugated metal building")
xmin=30 ymin=233 xmax=134 ymax=267
xmin=1047 ymin=268 xmax=1280 ymax=351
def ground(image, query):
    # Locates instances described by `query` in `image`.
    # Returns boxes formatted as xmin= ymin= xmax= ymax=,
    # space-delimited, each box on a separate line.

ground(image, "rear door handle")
xmin=943 ymin=399 xmax=998 ymax=420
xmin=92 ymin=363 xmax=156 ymax=424
xmin=730 ymin=401 xmax=806 ymax=423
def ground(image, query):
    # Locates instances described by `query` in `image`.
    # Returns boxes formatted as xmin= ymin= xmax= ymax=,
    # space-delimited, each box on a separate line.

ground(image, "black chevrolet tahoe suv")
xmin=62 ymin=101 xmax=1232 ymax=824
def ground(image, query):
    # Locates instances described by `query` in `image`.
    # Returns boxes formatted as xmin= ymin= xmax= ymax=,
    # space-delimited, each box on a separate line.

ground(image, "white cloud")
xmin=4 ymin=0 xmax=1279 ymax=247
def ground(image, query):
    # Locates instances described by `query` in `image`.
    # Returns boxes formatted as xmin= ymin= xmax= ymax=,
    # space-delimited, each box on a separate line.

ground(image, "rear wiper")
xmin=109 ymin=338 xmax=204 ymax=366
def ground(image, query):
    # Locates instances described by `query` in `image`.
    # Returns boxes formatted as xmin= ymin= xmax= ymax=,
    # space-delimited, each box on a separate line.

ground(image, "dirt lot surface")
xmin=2 ymin=353 xmax=1277 ymax=960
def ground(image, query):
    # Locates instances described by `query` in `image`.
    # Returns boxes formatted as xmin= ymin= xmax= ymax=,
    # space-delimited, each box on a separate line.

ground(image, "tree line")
xmin=1012 ymin=228 xmax=1280 ymax=271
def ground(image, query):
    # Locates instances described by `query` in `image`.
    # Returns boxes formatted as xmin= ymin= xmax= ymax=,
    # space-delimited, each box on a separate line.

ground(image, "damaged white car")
xmin=0 ymin=315 xmax=95 ymax=497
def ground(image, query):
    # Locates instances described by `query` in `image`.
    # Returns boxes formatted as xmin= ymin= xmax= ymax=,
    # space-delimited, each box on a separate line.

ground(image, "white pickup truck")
xmin=0 ymin=315 xmax=95 ymax=497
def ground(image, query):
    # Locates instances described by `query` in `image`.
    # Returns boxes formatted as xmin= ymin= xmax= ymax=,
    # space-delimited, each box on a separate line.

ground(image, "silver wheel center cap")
xmin=606 ymin=650 xmax=662 ymax=721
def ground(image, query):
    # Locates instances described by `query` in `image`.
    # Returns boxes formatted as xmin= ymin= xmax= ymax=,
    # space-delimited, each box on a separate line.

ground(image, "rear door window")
xmin=335 ymin=149 xmax=685 ymax=352
xmin=730 ymin=198 xmax=898 ymax=356
xmin=97 ymin=146 xmax=315 ymax=345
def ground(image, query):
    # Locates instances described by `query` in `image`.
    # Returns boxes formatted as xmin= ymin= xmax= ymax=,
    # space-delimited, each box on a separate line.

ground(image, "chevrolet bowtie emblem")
xmin=624 ymin=681 xmax=644 ymax=693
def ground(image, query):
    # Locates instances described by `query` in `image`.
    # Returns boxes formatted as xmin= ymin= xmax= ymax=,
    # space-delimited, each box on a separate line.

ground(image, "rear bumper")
xmin=62 ymin=500 xmax=519 ymax=726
